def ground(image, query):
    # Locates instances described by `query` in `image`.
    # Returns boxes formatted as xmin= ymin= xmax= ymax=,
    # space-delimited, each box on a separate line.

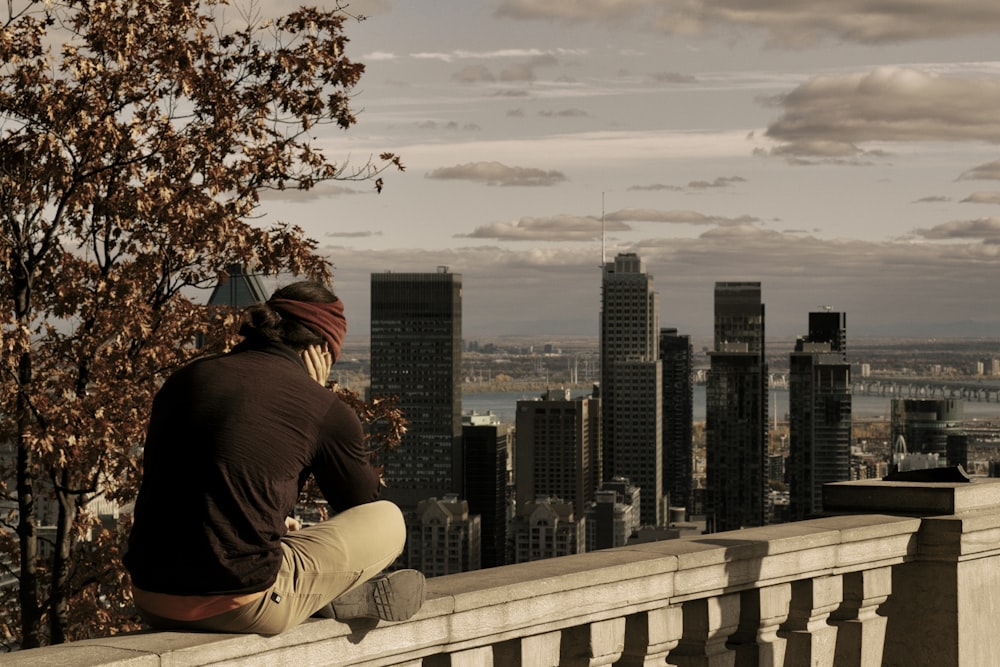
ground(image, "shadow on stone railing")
xmin=8 ymin=479 xmax=1000 ymax=666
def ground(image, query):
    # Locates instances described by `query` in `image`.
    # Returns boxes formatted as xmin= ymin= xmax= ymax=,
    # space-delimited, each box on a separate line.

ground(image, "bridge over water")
xmin=851 ymin=377 xmax=1000 ymax=403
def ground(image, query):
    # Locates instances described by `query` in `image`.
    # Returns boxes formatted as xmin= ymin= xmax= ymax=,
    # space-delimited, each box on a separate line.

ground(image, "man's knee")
xmin=368 ymin=500 xmax=405 ymax=548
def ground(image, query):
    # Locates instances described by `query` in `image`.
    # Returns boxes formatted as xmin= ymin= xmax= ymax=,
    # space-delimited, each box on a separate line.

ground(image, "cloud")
xmin=452 ymin=65 xmax=495 ymax=83
xmin=325 ymin=230 xmax=384 ymax=238
xmin=629 ymin=183 xmax=683 ymax=192
xmin=499 ymin=63 xmax=536 ymax=82
xmin=687 ymin=176 xmax=747 ymax=189
xmin=913 ymin=217 xmax=1000 ymax=241
xmin=914 ymin=196 xmax=952 ymax=204
xmin=628 ymin=176 xmax=745 ymax=192
xmin=412 ymin=48 xmax=586 ymax=63
xmin=960 ymin=160 xmax=1000 ymax=181
xmin=649 ymin=72 xmax=698 ymax=84
xmin=493 ymin=89 xmax=532 ymax=98
xmin=363 ymin=51 xmax=398 ymax=62
xmin=458 ymin=215 xmax=629 ymax=241
xmin=961 ymin=192 xmax=1000 ymax=205
xmin=414 ymin=120 xmax=483 ymax=132
xmin=426 ymin=162 xmax=567 ymax=186
xmin=451 ymin=53 xmax=563 ymax=85
xmin=494 ymin=0 xmax=1000 ymax=46
xmin=764 ymin=67 xmax=1000 ymax=159
xmin=605 ymin=208 xmax=759 ymax=226
xmin=256 ymin=182 xmax=364 ymax=202
xmin=538 ymin=108 xmax=589 ymax=118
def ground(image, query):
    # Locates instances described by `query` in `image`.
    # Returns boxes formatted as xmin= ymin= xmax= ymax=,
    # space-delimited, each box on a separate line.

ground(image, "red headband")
xmin=268 ymin=297 xmax=347 ymax=363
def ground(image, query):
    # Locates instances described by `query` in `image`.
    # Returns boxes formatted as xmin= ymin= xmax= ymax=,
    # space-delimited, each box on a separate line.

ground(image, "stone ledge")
xmin=823 ymin=478 xmax=1000 ymax=516
xmin=4 ymin=511 xmax=926 ymax=667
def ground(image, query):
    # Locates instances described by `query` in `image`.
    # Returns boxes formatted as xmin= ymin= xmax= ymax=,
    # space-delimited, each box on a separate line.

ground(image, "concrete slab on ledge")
xmin=823 ymin=477 xmax=1000 ymax=516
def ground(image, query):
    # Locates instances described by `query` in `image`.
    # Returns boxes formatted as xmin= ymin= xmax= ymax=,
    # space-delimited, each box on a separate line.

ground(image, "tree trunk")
xmin=15 ymin=350 xmax=42 ymax=649
xmin=13 ymin=270 xmax=42 ymax=649
xmin=49 ymin=472 xmax=77 ymax=645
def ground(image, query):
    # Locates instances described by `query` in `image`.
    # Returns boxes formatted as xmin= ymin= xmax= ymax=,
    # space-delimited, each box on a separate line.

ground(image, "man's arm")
xmin=311 ymin=399 xmax=381 ymax=512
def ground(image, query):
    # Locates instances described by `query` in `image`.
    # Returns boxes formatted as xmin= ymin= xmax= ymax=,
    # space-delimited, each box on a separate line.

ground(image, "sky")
xmin=255 ymin=0 xmax=1000 ymax=344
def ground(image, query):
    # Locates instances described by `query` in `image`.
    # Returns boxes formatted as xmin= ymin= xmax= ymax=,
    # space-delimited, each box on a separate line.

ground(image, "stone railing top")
xmin=823 ymin=477 xmax=1000 ymax=516
xmin=5 ymin=511 xmax=925 ymax=667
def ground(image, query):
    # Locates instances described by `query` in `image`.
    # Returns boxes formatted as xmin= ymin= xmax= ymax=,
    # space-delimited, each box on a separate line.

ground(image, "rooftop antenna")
xmin=601 ymin=191 xmax=606 ymax=266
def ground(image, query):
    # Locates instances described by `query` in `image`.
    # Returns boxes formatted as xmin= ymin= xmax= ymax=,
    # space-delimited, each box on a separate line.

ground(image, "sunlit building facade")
xmin=600 ymin=253 xmax=663 ymax=528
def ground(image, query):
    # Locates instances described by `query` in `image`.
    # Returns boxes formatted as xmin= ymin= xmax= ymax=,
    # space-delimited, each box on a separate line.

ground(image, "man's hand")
xmin=285 ymin=516 xmax=302 ymax=532
xmin=302 ymin=344 xmax=333 ymax=386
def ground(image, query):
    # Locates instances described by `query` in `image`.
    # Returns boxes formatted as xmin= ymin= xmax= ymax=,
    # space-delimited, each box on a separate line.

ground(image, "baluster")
xmin=493 ymin=631 xmax=562 ymax=667
xmin=617 ymin=605 xmax=684 ymax=667
xmin=560 ymin=618 xmax=626 ymax=666
xmin=830 ymin=567 xmax=892 ymax=667
xmin=779 ymin=575 xmax=843 ymax=667
xmin=726 ymin=583 xmax=791 ymax=667
xmin=667 ymin=593 xmax=741 ymax=667
xmin=443 ymin=646 xmax=493 ymax=667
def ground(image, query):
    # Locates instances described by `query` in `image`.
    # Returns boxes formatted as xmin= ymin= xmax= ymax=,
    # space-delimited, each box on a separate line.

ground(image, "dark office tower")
xmin=891 ymin=398 xmax=964 ymax=458
xmin=788 ymin=311 xmax=852 ymax=521
xmin=659 ymin=328 xmax=693 ymax=516
xmin=600 ymin=253 xmax=664 ymax=528
xmin=462 ymin=415 xmax=510 ymax=568
xmin=947 ymin=434 xmax=970 ymax=471
xmin=515 ymin=388 xmax=601 ymax=519
xmin=706 ymin=282 xmax=768 ymax=533
xmin=807 ymin=310 xmax=846 ymax=356
xmin=370 ymin=267 xmax=462 ymax=509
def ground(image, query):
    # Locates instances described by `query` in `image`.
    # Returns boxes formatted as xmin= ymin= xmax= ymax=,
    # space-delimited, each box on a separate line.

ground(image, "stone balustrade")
xmin=8 ymin=478 xmax=1000 ymax=666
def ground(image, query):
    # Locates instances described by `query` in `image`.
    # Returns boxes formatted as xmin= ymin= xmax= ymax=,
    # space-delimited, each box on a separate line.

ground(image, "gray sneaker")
xmin=329 ymin=570 xmax=426 ymax=622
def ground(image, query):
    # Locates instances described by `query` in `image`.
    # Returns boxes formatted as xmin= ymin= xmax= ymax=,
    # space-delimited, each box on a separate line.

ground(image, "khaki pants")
xmin=139 ymin=500 xmax=406 ymax=634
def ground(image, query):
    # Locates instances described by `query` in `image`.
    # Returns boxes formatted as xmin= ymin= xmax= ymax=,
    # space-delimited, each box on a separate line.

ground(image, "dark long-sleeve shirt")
xmin=124 ymin=340 xmax=379 ymax=595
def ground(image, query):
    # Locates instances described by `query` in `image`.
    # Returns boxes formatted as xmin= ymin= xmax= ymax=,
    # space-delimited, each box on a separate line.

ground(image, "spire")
xmin=208 ymin=264 xmax=268 ymax=309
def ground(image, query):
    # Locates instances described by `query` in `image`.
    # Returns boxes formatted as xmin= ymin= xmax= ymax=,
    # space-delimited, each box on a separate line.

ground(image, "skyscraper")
xmin=199 ymin=264 xmax=269 ymax=349
xmin=788 ymin=311 xmax=851 ymax=521
xmin=207 ymin=264 xmax=268 ymax=310
xmin=660 ymin=327 xmax=693 ymax=516
xmin=370 ymin=267 xmax=462 ymax=509
xmin=514 ymin=388 xmax=601 ymax=518
xmin=706 ymin=282 xmax=768 ymax=532
xmin=891 ymin=398 xmax=964 ymax=458
xmin=462 ymin=413 xmax=511 ymax=569
xmin=600 ymin=253 xmax=663 ymax=528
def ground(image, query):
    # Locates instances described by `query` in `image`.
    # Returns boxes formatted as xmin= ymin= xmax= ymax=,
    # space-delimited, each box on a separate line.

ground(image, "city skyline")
xmin=244 ymin=0 xmax=1000 ymax=341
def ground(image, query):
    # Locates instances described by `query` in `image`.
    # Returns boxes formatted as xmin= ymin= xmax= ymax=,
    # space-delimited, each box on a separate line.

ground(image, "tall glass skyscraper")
xmin=788 ymin=311 xmax=851 ymax=521
xmin=891 ymin=398 xmax=964 ymax=458
xmin=660 ymin=327 xmax=693 ymax=516
xmin=706 ymin=281 xmax=768 ymax=532
xmin=600 ymin=253 xmax=663 ymax=528
xmin=369 ymin=267 xmax=462 ymax=509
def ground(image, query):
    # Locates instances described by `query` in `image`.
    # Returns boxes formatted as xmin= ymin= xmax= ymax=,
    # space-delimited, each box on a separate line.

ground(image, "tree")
xmin=0 ymin=0 xmax=401 ymax=648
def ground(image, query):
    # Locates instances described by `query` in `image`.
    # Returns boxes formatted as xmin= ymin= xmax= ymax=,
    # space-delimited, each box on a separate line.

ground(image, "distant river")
xmin=462 ymin=386 xmax=1000 ymax=425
